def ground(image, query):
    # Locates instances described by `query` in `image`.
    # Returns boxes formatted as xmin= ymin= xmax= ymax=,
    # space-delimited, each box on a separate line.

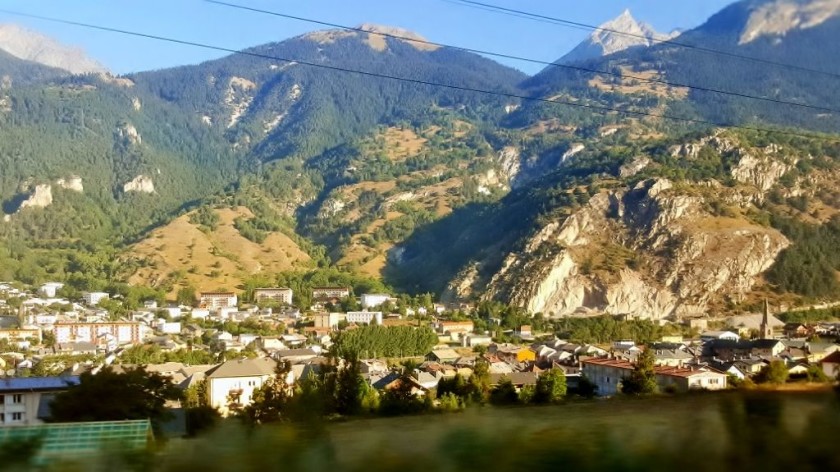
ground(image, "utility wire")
xmin=444 ymin=0 xmax=840 ymax=81
xmin=204 ymin=0 xmax=840 ymax=115
xmin=0 ymin=8 xmax=837 ymax=143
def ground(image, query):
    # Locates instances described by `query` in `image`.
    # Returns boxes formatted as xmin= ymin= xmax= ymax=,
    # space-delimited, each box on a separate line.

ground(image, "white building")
xmin=53 ymin=322 xmax=145 ymax=345
xmin=313 ymin=312 xmax=347 ymax=330
xmin=159 ymin=322 xmax=182 ymax=335
xmin=582 ymin=358 xmax=727 ymax=396
xmin=253 ymin=288 xmax=293 ymax=306
xmin=347 ymin=311 xmax=383 ymax=325
xmin=190 ymin=309 xmax=210 ymax=320
xmin=199 ymin=292 xmax=238 ymax=310
xmin=82 ymin=292 xmax=110 ymax=306
xmin=700 ymin=331 xmax=740 ymax=342
xmin=205 ymin=358 xmax=282 ymax=416
xmin=38 ymin=283 xmax=64 ymax=298
xmin=0 ymin=377 xmax=80 ymax=426
xmin=360 ymin=294 xmax=390 ymax=309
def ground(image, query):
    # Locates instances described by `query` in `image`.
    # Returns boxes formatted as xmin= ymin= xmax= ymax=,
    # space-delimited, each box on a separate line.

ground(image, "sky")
xmin=0 ymin=0 xmax=735 ymax=75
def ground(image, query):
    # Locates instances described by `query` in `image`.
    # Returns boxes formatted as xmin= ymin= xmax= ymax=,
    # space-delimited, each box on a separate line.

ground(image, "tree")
xmin=48 ymin=366 xmax=182 ymax=436
xmin=335 ymin=357 xmax=365 ymax=416
xmin=806 ymin=365 xmax=830 ymax=383
xmin=757 ymin=360 xmax=789 ymax=385
xmin=533 ymin=369 xmax=567 ymax=404
xmin=176 ymin=286 xmax=197 ymax=307
xmin=489 ymin=379 xmax=518 ymax=405
xmin=466 ymin=359 xmax=491 ymax=405
xmin=242 ymin=361 xmax=292 ymax=425
xmin=621 ymin=348 xmax=658 ymax=395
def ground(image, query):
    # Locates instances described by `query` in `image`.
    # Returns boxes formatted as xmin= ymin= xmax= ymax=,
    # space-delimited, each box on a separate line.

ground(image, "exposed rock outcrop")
xmin=116 ymin=122 xmax=141 ymax=146
xmin=16 ymin=184 xmax=52 ymax=211
xmin=55 ymin=176 xmax=83 ymax=192
xmin=481 ymin=176 xmax=789 ymax=320
xmin=225 ymin=77 xmax=256 ymax=128
xmin=123 ymin=175 xmax=155 ymax=194
xmin=740 ymin=0 xmax=840 ymax=44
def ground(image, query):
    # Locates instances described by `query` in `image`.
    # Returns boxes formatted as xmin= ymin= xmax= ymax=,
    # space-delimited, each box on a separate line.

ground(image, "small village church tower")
xmin=760 ymin=299 xmax=774 ymax=339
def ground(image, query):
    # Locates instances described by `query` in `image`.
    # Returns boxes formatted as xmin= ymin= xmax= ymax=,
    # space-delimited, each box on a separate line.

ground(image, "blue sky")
xmin=0 ymin=0 xmax=734 ymax=74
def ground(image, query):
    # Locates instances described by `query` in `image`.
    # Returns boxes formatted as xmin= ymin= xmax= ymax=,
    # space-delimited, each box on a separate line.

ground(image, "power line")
xmin=0 ymin=8 xmax=836 ymax=143
xmin=444 ymin=0 xmax=840 ymax=81
xmin=204 ymin=0 xmax=840 ymax=115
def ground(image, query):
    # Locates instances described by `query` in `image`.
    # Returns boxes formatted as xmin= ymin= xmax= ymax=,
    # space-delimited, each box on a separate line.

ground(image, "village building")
xmin=582 ymin=358 xmax=727 ymax=396
xmin=253 ymin=288 xmax=293 ymax=306
xmin=199 ymin=292 xmax=238 ymax=310
xmin=0 ymin=377 xmax=80 ymax=426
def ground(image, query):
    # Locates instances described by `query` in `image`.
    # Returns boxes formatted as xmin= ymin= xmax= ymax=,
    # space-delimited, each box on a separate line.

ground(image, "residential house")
xmin=438 ymin=321 xmax=474 ymax=335
xmin=733 ymin=358 xmax=768 ymax=377
xmin=253 ymin=288 xmax=293 ymax=306
xmin=427 ymin=348 xmax=460 ymax=364
xmin=38 ymin=283 xmax=64 ymax=298
xmin=751 ymin=339 xmax=786 ymax=358
xmin=0 ymin=328 xmax=42 ymax=345
xmin=653 ymin=348 xmax=694 ymax=367
xmin=205 ymin=358 xmax=280 ymax=416
xmin=514 ymin=325 xmax=533 ymax=339
xmin=581 ymin=358 xmax=727 ymax=396
xmin=700 ymin=331 xmax=740 ymax=342
xmin=783 ymin=323 xmax=810 ymax=338
xmin=461 ymin=334 xmax=492 ymax=347
xmin=489 ymin=372 xmax=538 ymax=390
xmin=274 ymin=348 xmax=319 ymax=364
xmin=199 ymin=292 xmax=238 ymax=310
xmin=490 ymin=343 xmax=537 ymax=364
xmin=0 ymin=377 xmax=80 ymax=426
xmin=820 ymin=351 xmax=840 ymax=379
xmin=807 ymin=343 xmax=840 ymax=363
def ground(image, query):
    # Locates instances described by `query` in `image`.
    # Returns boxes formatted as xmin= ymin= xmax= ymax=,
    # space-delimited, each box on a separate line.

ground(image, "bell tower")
xmin=760 ymin=299 xmax=773 ymax=339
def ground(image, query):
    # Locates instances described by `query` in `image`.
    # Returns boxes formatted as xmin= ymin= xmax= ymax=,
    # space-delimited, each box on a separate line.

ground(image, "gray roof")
xmin=489 ymin=372 xmax=538 ymax=387
xmin=0 ymin=376 xmax=80 ymax=392
xmin=205 ymin=358 xmax=277 ymax=379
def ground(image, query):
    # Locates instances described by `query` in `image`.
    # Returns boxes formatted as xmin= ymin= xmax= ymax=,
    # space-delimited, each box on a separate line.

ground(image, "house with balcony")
xmin=0 ymin=377 xmax=80 ymax=427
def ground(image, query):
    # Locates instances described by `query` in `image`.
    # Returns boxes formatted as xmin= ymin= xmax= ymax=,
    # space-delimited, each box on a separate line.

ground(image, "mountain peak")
xmin=301 ymin=24 xmax=439 ymax=52
xmin=557 ymin=10 xmax=679 ymax=65
xmin=0 ymin=24 xmax=107 ymax=75
xmin=740 ymin=0 xmax=840 ymax=44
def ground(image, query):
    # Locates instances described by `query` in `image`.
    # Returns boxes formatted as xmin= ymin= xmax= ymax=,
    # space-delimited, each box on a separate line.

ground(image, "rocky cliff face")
xmin=17 ymin=184 xmax=53 ymax=211
xmin=482 ymin=179 xmax=788 ymax=319
xmin=0 ymin=24 xmax=107 ymax=75
xmin=740 ymin=0 xmax=840 ymax=44
xmin=454 ymin=133 xmax=801 ymax=320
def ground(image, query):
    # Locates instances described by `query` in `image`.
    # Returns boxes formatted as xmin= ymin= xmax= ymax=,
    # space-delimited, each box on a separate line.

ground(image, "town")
xmin=1 ymin=278 xmax=838 ymax=447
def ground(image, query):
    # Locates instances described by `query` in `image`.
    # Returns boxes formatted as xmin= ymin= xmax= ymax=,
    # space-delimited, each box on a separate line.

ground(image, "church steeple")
xmin=760 ymin=299 xmax=773 ymax=339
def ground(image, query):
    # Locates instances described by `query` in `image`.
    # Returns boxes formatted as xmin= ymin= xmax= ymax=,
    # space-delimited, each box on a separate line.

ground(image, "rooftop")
xmin=0 ymin=376 xmax=80 ymax=392
xmin=205 ymin=358 xmax=276 ymax=379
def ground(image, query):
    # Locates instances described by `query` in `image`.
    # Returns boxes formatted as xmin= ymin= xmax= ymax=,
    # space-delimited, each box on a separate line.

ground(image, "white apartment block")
xmin=0 ymin=377 xmax=80 ymax=427
xmin=253 ymin=288 xmax=293 ymax=306
xmin=199 ymin=292 xmax=238 ymax=310
xmin=346 ymin=311 xmax=383 ymax=325
xmin=53 ymin=322 xmax=144 ymax=345
xmin=82 ymin=292 xmax=110 ymax=306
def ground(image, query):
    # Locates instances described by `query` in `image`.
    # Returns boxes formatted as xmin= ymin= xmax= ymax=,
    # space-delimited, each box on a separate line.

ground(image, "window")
xmin=0 ymin=413 xmax=5 ymax=422
xmin=11 ymin=413 xmax=22 ymax=421
xmin=12 ymin=394 xmax=22 ymax=404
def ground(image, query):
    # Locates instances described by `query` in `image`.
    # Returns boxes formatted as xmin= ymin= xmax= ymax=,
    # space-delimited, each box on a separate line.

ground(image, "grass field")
xmin=23 ymin=390 xmax=838 ymax=471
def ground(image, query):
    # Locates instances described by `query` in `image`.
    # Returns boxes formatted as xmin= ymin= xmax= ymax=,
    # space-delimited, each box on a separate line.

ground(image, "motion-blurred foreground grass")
xmin=11 ymin=391 xmax=840 ymax=472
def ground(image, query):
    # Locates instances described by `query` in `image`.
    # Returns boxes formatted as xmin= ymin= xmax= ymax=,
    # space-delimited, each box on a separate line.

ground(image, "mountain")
xmin=739 ymin=0 xmax=840 ymax=44
xmin=557 ymin=10 xmax=680 ymax=65
xmin=0 ymin=24 xmax=107 ymax=75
